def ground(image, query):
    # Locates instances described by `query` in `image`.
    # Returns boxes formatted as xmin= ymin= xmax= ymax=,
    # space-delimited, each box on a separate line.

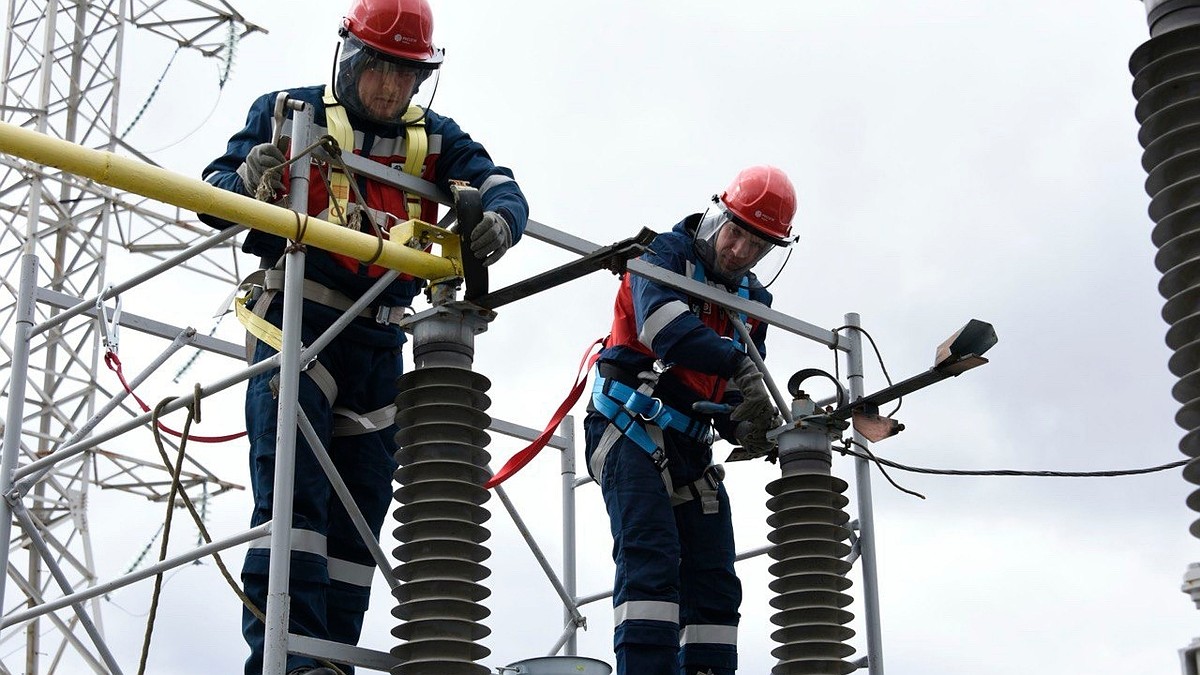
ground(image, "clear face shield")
xmin=334 ymin=33 xmax=441 ymax=125
xmin=693 ymin=203 xmax=794 ymax=284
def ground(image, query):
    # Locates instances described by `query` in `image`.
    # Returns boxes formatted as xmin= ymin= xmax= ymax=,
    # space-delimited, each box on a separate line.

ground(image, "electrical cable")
xmin=832 ymin=323 xmax=901 ymax=416
xmin=141 ymin=85 xmax=223 ymax=154
xmin=838 ymin=438 xmax=1187 ymax=497
xmin=840 ymin=439 xmax=926 ymax=500
xmin=119 ymin=46 xmax=182 ymax=140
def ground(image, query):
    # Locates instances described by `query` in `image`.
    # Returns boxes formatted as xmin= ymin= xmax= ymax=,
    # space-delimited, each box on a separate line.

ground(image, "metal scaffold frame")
xmin=0 ymin=89 xmax=914 ymax=674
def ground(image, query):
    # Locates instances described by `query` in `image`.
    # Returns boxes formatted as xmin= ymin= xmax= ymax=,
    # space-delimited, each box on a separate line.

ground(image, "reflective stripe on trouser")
xmin=241 ymin=305 xmax=400 ymax=675
xmin=583 ymin=411 xmax=741 ymax=675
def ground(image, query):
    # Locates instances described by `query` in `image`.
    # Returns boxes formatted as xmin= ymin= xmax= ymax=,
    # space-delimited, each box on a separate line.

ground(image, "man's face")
xmin=356 ymin=61 xmax=419 ymax=121
xmin=713 ymin=220 xmax=771 ymax=276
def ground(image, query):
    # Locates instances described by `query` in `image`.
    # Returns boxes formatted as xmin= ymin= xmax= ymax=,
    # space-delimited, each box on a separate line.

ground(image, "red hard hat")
xmin=342 ymin=0 xmax=443 ymax=67
xmin=719 ymin=165 xmax=796 ymax=244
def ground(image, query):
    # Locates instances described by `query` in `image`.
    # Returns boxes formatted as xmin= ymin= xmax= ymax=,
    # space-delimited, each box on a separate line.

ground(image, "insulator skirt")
xmin=1132 ymin=23 xmax=1200 ymax=538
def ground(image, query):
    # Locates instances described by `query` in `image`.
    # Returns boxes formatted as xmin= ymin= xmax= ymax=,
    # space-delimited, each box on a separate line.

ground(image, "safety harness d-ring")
xmin=638 ymin=397 xmax=666 ymax=423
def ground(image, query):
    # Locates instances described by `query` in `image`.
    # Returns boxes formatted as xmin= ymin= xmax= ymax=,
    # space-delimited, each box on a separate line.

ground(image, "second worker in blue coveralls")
xmin=584 ymin=165 xmax=797 ymax=675
xmin=196 ymin=0 xmax=528 ymax=673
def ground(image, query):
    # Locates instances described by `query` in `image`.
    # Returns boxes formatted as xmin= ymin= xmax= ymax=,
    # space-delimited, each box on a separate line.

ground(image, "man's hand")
xmin=469 ymin=211 xmax=512 ymax=266
xmin=735 ymin=414 xmax=781 ymax=459
xmin=730 ymin=356 xmax=774 ymax=424
xmin=237 ymin=143 xmax=286 ymax=197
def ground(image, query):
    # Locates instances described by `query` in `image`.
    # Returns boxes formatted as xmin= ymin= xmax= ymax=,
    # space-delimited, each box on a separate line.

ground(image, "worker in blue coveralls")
xmin=584 ymin=165 xmax=797 ymax=675
xmin=196 ymin=0 xmax=527 ymax=673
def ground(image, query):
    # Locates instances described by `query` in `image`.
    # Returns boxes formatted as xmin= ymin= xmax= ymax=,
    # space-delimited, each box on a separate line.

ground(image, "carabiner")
xmin=96 ymin=287 xmax=122 ymax=354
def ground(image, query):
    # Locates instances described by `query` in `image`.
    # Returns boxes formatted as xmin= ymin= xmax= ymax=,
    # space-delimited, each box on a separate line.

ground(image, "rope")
xmin=316 ymin=134 xmax=387 ymax=266
xmin=103 ymin=349 xmax=245 ymax=443
xmin=251 ymin=133 xmax=387 ymax=268
xmin=132 ymin=396 xmax=347 ymax=674
xmin=136 ymin=398 xmax=191 ymax=675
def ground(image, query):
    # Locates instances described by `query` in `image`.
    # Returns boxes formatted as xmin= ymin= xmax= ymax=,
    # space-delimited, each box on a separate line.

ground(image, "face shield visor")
xmin=333 ymin=33 xmax=441 ymax=125
xmin=693 ymin=202 xmax=794 ymax=284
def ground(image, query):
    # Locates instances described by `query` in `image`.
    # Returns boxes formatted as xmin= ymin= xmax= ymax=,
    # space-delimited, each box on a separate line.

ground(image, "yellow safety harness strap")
xmin=321 ymin=87 xmax=356 ymax=224
xmin=321 ymin=86 xmax=429 ymax=223
xmin=234 ymin=289 xmax=338 ymax=405
xmin=235 ymin=290 xmax=397 ymax=436
xmin=400 ymin=107 xmax=427 ymax=220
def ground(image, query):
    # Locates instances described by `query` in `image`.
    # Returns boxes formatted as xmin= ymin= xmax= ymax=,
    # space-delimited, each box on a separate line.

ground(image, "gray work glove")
xmin=735 ymin=414 xmax=782 ymax=459
xmin=730 ymin=356 xmax=774 ymax=424
xmin=469 ymin=210 xmax=512 ymax=266
xmin=236 ymin=142 xmax=286 ymax=197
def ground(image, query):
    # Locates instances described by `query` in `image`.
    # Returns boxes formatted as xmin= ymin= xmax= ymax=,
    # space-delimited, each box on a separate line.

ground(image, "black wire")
xmin=832 ymin=324 xmax=901 ymax=416
xmin=841 ymin=438 xmax=1187 ymax=479
xmin=840 ymin=439 xmax=926 ymax=500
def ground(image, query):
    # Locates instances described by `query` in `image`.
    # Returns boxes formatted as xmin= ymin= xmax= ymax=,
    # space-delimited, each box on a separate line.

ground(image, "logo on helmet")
xmin=393 ymin=33 xmax=416 ymax=44
xmin=755 ymin=209 xmax=776 ymax=223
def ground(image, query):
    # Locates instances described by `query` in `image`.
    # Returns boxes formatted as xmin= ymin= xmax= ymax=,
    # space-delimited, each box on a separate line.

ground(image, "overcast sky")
xmin=16 ymin=1 xmax=1200 ymax=674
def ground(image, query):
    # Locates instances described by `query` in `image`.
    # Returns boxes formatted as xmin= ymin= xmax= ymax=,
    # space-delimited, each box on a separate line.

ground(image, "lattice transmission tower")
xmin=0 ymin=1 xmax=262 ymax=671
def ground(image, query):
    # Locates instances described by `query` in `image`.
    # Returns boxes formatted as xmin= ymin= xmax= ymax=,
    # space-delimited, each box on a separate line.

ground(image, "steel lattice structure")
xmin=0 ymin=1 xmax=262 ymax=672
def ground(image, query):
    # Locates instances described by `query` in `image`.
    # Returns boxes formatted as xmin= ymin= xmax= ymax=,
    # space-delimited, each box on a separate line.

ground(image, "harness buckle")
xmin=375 ymin=305 xmax=412 ymax=326
xmin=649 ymin=447 xmax=669 ymax=473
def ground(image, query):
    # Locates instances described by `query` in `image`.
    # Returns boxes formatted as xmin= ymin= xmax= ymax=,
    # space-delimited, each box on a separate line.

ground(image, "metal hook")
xmin=96 ymin=287 xmax=121 ymax=354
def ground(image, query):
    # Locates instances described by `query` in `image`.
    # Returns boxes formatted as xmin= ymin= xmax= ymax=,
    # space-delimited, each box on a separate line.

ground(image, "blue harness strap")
xmin=591 ymin=375 xmax=715 ymax=465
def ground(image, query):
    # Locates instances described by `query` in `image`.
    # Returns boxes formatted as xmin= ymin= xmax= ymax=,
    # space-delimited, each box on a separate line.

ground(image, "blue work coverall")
xmin=199 ymin=84 xmax=528 ymax=674
xmin=584 ymin=215 xmax=772 ymax=675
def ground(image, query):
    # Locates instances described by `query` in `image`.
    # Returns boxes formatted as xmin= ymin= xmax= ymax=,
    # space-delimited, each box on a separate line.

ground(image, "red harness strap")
xmin=484 ymin=337 xmax=606 ymax=489
xmin=104 ymin=350 xmax=247 ymax=443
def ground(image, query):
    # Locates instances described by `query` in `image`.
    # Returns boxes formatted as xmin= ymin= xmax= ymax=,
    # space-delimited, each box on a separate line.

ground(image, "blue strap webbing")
xmin=592 ymin=375 xmax=715 ymax=452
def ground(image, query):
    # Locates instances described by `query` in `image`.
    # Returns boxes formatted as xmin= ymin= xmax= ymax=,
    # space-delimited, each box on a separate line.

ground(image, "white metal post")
xmin=262 ymin=103 xmax=313 ymax=675
xmin=560 ymin=414 xmax=578 ymax=656
xmin=845 ymin=312 xmax=885 ymax=673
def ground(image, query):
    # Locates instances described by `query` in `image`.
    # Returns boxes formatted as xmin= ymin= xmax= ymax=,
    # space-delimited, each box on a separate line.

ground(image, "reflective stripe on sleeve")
xmin=479 ymin=174 xmax=515 ymax=195
xmin=638 ymin=300 xmax=690 ymax=350
xmin=614 ymin=600 xmax=679 ymax=626
xmin=680 ymin=623 xmax=738 ymax=647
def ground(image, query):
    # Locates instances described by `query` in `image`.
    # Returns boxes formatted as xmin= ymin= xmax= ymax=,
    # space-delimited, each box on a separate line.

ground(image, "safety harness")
xmin=320 ymin=85 xmax=428 ymax=224
xmin=688 ymin=260 xmax=752 ymax=351
xmin=588 ymin=367 xmax=728 ymax=514
xmin=233 ymin=89 xmax=430 ymax=438
xmin=586 ymin=265 xmax=754 ymax=513
xmin=484 ymin=265 xmax=754 ymax=513
xmin=233 ymin=271 xmax=403 ymax=438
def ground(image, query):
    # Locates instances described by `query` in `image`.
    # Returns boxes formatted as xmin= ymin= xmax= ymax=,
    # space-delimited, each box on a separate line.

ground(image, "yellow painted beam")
xmin=0 ymin=120 xmax=461 ymax=280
